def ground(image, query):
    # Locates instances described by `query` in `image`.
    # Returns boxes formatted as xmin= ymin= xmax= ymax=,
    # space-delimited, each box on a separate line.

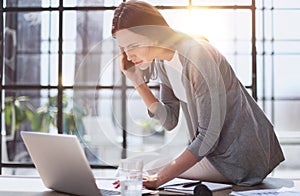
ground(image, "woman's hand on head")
xmin=120 ymin=52 xmax=145 ymax=88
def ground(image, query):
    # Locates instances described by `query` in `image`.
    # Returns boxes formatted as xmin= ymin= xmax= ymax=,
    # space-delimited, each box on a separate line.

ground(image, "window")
xmin=1 ymin=0 xmax=299 ymax=177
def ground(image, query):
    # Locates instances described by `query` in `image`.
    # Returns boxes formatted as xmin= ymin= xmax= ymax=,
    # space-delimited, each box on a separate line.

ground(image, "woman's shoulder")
xmin=173 ymin=33 xmax=210 ymax=54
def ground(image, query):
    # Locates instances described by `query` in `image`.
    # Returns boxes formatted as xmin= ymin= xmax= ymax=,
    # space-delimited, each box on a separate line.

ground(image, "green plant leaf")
xmin=31 ymin=113 xmax=43 ymax=131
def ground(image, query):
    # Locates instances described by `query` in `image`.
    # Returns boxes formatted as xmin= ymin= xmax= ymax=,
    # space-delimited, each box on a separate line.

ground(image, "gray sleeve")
xmin=186 ymin=70 xmax=215 ymax=160
xmin=148 ymin=61 xmax=180 ymax=131
xmin=148 ymin=85 xmax=180 ymax=130
xmin=184 ymin=44 xmax=226 ymax=160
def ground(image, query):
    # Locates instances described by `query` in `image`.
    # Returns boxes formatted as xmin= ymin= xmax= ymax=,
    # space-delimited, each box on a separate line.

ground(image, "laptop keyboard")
xmin=100 ymin=189 xmax=120 ymax=195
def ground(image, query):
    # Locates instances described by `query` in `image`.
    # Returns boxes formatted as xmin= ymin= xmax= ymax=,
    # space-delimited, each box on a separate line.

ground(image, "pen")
xmin=157 ymin=183 xmax=185 ymax=190
xmin=158 ymin=181 xmax=202 ymax=190
xmin=182 ymin=181 xmax=202 ymax=188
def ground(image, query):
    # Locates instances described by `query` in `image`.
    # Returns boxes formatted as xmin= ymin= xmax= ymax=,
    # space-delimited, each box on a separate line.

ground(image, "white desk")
xmin=0 ymin=175 xmax=117 ymax=196
xmin=0 ymin=175 xmax=299 ymax=195
xmin=0 ymin=175 xmax=64 ymax=195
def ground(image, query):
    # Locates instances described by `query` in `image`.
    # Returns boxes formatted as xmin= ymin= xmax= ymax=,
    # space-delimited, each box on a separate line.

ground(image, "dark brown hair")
xmin=111 ymin=0 xmax=170 ymax=37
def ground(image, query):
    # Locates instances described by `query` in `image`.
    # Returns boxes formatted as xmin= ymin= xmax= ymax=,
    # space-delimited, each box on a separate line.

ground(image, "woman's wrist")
xmin=134 ymin=81 xmax=146 ymax=89
xmin=155 ymin=175 xmax=164 ymax=188
xmin=132 ymin=76 xmax=145 ymax=88
xmin=147 ymin=174 xmax=163 ymax=189
xmin=134 ymin=82 xmax=158 ymax=115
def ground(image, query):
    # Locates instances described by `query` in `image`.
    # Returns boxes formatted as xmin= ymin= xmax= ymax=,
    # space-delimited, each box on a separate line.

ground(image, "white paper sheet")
xmin=230 ymin=187 xmax=300 ymax=196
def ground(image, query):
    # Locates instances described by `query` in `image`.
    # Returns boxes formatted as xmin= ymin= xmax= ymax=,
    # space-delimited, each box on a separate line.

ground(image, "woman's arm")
xmin=120 ymin=53 xmax=180 ymax=130
xmin=143 ymin=149 xmax=198 ymax=189
xmin=119 ymin=52 xmax=159 ymax=113
xmin=135 ymin=82 xmax=159 ymax=114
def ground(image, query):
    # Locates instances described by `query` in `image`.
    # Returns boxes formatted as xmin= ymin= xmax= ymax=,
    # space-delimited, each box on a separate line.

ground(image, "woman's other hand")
xmin=114 ymin=176 xmax=159 ymax=190
xmin=143 ymin=175 xmax=160 ymax=190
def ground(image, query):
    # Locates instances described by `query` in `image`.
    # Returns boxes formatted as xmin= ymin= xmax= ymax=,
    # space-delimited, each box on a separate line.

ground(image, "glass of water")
xmin=118 ymin=159 xmax=143 ymax=196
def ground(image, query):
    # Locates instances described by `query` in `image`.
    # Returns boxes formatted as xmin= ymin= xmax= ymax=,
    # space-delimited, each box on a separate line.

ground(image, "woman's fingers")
xmin=120 ymin=52 xmax=135 ymax=71
xmin=142 ymin=175 xmax=159 ymax=189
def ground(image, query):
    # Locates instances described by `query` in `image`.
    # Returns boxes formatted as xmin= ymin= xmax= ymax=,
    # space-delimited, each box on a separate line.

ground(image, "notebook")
xmin=159 ymin=178 xmax=232 ymax=195
xmin=20 ymin=131 xmax=121 ymax=196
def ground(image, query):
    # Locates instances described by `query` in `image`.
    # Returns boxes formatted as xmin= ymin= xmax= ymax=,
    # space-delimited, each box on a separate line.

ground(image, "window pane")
xmin=257 ymin=53 xmax=299 ymax=99
xmin=2 ymin=89 xmax=58 ymax=164
xmin=192 ymin=0 xmax=251 ymax=6
xmin=273 ymin=0 xmax=300 ymax=8
xmin=226 ymin=55 xmax=252 ymax=86
xmin=274 ymin=41 xmax=300 ymax=54
xmin=274 ymin=55 xmax=300 ymax=97
xmin=274 ymin=10 xmax=300 ymax=39
xmin=4 ymin=11 xmax=59 ymax=86
xmin=161 ymin=9 xmax=251 ymax=48
xmin=2 ymin=168 xmax=39 ymax=176
xmin=64 ymin=0 xmax=122 ymax=7
xmin=256 ymin=54 xmax=274 ymax=99
xmin=63 ymin=11 xmax=118 ymax=86
xmin=70 ymin=37 xmax=120 ymax=87
xmin=41 ymin=54 xmax=58 ymax=86
xmin=146 ymin=0 xmax=189 ymax=6
xmin=4 ymin=12 xmax=41 ymax=85
xmin=4 ymin=0 xmax=59 ymax=7
xmin=72 ymin=89 xmax=123 ymax=165
xmin=274 ymin=100 xmax=300 ymax=132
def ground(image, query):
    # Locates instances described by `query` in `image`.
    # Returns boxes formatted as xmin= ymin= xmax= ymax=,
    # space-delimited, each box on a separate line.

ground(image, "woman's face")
xmin=115 ymin=29 xmax=157 ymax=70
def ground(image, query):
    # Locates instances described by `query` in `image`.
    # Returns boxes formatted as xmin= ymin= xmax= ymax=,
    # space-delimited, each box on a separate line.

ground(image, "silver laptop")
xmin=21 ymin=131 xmax=119 ymax=196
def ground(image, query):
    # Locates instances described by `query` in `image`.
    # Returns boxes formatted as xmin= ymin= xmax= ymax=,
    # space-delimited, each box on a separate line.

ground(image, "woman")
xmin=111 ymin=0 xmax=284 ymax=189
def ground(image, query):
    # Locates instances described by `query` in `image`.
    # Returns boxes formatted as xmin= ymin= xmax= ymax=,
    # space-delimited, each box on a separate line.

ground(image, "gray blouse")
xmin=149 ymin=33 xmax=284 ymax=186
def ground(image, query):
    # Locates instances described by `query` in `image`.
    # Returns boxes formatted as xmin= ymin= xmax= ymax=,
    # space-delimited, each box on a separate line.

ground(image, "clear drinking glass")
xmin=118 ymin=159 xmax=143 ymax=196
